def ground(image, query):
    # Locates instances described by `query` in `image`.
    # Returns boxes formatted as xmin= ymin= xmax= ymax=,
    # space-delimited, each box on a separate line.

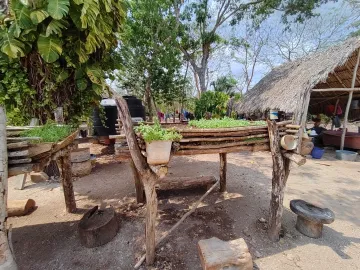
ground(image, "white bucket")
xmin=146 ymin=140 xmax=172 ymax=165
xmin=269 ymin=109 xmax=278 ymax=120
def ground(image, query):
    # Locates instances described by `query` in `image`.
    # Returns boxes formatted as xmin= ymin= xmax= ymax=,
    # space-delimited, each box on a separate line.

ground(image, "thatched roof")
xmin=237 ymin=37 xmax=360 ymax=114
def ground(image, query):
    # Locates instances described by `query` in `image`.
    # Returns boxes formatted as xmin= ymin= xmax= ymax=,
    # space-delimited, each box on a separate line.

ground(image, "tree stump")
xmin=78 ymin=206 xmax=119 ymax=248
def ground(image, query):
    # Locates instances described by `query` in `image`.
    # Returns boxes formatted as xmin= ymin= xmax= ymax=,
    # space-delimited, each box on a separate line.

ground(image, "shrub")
xmin=194 ymin=91 xmax=229 ymax=119
xmin=135 ymin=118 xmax=182 ymax=143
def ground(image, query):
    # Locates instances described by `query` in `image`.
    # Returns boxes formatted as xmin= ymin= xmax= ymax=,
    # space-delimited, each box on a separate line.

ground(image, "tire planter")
xmin=79 ymin=206 xmax=119 ymax=248
xmin=146 ymin=140 xmax=172 ymax=165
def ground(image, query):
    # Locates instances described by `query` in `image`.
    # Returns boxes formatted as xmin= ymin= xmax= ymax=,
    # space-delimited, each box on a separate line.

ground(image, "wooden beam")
xmin=59 ymin=148 xmax=76 ymax=213
xmin=341 ymin=50 xmax=360 ymax=150
xmin=282 ymin=152 xmax=306 ymax=166
xmin=345 ymin=62 xmax=360 ymax=85
xmin=156 ymin=176 xmax=216 ymax=191
xmin=267 ymin=120 xmax=290 ymax=242
xmin=129 ymin=160 xmax=145 ymax=204
xmin=311 ymin=88 xmax=360 ymax=92
xmin=219 ymin=153 xmax=227 ymax=192
xmin=332 ymin=72 xmax=349 ymax=88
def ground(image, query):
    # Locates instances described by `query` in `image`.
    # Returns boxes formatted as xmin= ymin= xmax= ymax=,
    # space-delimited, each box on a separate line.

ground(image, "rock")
xmin=258 ymin=218 xmax=266 ymax=223
xmin=30 ymin=172 xmax=49 ymax=183
xmin=198 ymin=237 xmax=253 ymax=270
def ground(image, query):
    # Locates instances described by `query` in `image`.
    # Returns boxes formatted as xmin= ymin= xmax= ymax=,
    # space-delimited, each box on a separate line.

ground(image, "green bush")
xmin=20 ymin=123 xmax=74 ymax=143
xmin=135 ymin=118 xmax=182 ymax=143
xmin=194 ymin=91 xmax=229 ymax=119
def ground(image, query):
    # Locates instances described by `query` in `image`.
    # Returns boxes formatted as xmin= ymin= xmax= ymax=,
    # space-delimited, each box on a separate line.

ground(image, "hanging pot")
xmin=146 ymin=140 xmax=172 ymax=165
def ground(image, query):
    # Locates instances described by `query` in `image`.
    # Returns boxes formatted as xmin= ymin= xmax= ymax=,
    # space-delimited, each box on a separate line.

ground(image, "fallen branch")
xmin=134 ymin=178 xmax=220 ymax=269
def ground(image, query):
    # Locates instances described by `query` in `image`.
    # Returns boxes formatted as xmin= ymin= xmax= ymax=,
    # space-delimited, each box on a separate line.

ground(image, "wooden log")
xmin=282 ymin=152 xmax=306 ymax=166
xmin=7 ymin=137 xmax=41 ymax=141
xmin=267 ymin=120 xmax=290 ymax=242
xmin=78 ymin=206 xmax=119 ymax=248
xmin=285 ymin=129 xmax=299 ymax=134
xmin=130 ymin=160 xmax=145 ymax=203
xmin=219 ymin=153 xmax=227 ymax=192
xmin=8 ymin=164 xmax=34 ymax=177
xmin=7 ymin=199 xmax=36 ymax=217
xmin=7 ymin=141 xmax=29 ymax=149
xmin=180 ymin=129 xmax=268 ymax=137
xmin=6 ymin=126 xmax=33 ymax=131
xmin=156 ymin=176 xmax=216 ymax=191
xmin=8 ymin=149 xmax=29 ymax=158
xmin=179 ymin=139 xmax=269 ymax=150
xmin=285 ymin=124 xmax=301 ymax=129
xmin=175 ymin=144 xmax=270 ymax=155
xmin=176 ymin=125 xmax=267 ymax=133
xmin=8 ymin=158 xmax=32 ymax=165
xmin=276 ymin=120 xmax=293 ymax=126
xmin=179 ymin=134 xmax=268 ymax=143
xmin=59 ymin=148 xmax=76 ymax=213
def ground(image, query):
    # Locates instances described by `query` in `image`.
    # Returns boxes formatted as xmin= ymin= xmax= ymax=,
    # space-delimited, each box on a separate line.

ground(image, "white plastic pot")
xmin=146 ymin=140 xmax=172 ymax=165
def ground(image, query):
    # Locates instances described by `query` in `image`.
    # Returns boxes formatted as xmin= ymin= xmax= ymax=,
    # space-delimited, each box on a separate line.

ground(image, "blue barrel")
xmin=311 ymin=147 xmax=325 ymax=159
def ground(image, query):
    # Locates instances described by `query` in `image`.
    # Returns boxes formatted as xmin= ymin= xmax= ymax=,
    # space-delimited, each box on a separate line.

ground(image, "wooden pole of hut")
xmin=0 ymin=106 xmax=18 ymax=269
xmin=340 ymin=49 xmax=360 ymax=150
xmin=114 ymin=94 xmax=158 ymax=265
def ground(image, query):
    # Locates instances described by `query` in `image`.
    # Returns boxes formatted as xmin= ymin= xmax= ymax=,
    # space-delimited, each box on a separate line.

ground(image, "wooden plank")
xmin=7 ymin=137 xmax=41 ymax=141
xmin=175 ymin=144 xmax=270 ymax=155
xmin=285 ymin=124 xmax=300 ymax=129
xmin=219 ymin=153 xmax=227 ymax=192
xmin=8 ymin=149 xmax=29 ymax=158
xmin=179 ymin=139 xmax=269 ymax=150
xmin=181 ymin=130 xmax=268 ymax=138
xmin=282 ymin=152 xmax=306 ymax=166
xmin=8 ymin=158 xmax=32 ymax=165
xmin=8 ymin=164 xmax=34 ymax=177
xmin=276 ymin=120 xmax=293 ymax=126
xmin=7 ymin=141 xmax=29 ymax=149
xmin=285 ymin=129 xmax=299 ymax=134
xmin=14 ymin=173 xmax=27 ymax=190
xmin=156 ymin=176 xmax=216 ymax=191
xmin=180 ymin=134 xmax=268 ymax=143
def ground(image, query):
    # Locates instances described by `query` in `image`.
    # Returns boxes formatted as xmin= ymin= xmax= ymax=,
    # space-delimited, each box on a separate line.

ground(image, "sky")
xmin=206 ymin=0 xmax=355 ymax=91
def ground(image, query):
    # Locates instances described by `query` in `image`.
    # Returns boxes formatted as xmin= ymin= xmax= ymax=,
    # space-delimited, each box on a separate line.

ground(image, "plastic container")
xmin=335 ymin=150 xmax=358 ymax=161
xmin=311 ymin=147 xmax=325 ymax=159
xmin=146 ymin=140 xmax=172 ymax=165
xmin=269 ymin=109 xmax=278 ymax=120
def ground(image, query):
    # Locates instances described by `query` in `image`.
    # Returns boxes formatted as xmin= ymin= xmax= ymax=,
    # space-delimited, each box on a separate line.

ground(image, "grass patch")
xmin=20 ymin=123 xmax=74 ymax=143
xmin=188 ymin=118 xmax=266 ymax=129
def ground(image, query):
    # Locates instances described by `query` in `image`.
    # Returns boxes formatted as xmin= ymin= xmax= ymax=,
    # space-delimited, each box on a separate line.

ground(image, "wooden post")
xmin=295 ymin=89 xmax=311 ymax=154
xmin=341 ymin=49 xmax=360 ymax=150
xmin=219 ymin=153 xmax=227 ymax=192
xmin=114 ymin=94 xmax=159 ymax=265
xmin=331 ymin=99 xmax=340 ymax=131
xmin=129 ymin=160 xmax=145 ymax=204
xmin=267 ymin=120 xmax=290 ymax=242
xmin=59 ymin=148 xmax=76 ymax=213
xmin=0 ymin=106 xmax=18 ymax=269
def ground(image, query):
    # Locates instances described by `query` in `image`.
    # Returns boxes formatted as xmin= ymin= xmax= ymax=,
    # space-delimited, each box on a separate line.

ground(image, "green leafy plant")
xmin=194 ymin=91 xmax=229 ymax=119
xmin=189 ymin=117 xmax=266 ymax=129
xmin=135 ymin=118 xmax=182 ymax=143
xmin=20 ymin=123 xmax=74 ymax=142
xmin=0 ymin=0 xmax=125 ymax=124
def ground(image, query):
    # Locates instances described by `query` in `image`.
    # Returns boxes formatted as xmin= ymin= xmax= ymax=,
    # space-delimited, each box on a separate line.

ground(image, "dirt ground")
xmin=7 ymin=144 xmax=360 ymax=270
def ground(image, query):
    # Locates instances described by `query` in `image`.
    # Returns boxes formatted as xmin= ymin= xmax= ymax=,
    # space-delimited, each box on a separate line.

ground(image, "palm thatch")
xmin=237 ymin=37 xmax=360 ymax=114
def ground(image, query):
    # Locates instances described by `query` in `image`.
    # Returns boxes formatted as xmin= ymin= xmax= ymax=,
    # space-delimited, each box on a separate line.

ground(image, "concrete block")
xmin=30 ymin=172 xmax=49 ymax=183
xmin=198 ymin=237 xmax=253 ymax=270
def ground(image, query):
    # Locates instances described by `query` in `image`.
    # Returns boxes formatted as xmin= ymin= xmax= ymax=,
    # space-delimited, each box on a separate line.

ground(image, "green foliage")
xmin=20 ymin=122 xmax=74 ymax=142
xmin=194 ymin=91 xmax=229 ymax=119
xmin=189 ymin=117 xmax=266 ymax=129
xmin=135 ymin=118 xmax=182 ymax=143
xmin=211 ymin=76 xmax=238 ymax=97
xmin=0 ymin=0 xmax=125 ymax=123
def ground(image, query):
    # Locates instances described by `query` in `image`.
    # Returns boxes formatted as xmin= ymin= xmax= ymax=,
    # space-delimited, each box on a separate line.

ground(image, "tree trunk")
xmin=267 ymin=120 xmax=290 ymax=242
xmin=219 ymin=153 xmax=227 ymax=192
xmin=114 ymin=93 xmax=159 ymax=265
xmin=59 ymin=148 xmax=76 ymax=213
xmin=0 ymin=106 xmax=18 ymax=269
xmin=145 ymin=76 xmax=153 ymax=120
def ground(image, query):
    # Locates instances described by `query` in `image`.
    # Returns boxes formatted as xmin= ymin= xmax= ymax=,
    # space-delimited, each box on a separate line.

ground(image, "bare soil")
xmin=7 ymin=144 xmax=360 ymax=270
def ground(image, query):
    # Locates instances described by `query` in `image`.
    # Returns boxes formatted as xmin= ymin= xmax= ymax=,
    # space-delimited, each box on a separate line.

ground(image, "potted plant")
xmin=136 ymin=119 xmax=182 ymax=165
